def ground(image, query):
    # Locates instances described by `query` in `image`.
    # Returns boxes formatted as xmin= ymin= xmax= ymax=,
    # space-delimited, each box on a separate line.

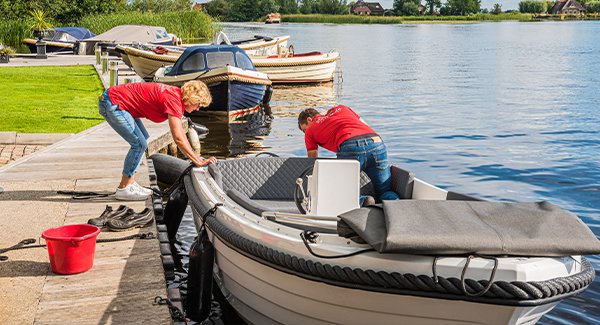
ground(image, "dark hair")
xmin=298 ymin=108 xmax=320 ymax=130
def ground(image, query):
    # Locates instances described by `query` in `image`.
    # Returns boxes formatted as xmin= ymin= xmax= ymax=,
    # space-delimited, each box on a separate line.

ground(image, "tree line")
xmin=0 ymin=0 xmax=195 ymax=24
xmin=518 ymin=0 xmax=600 ymax=13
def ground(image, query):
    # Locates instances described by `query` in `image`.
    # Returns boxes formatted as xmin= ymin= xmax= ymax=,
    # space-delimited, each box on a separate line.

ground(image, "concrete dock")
xmin=0 ymin=55 xmax=176 ymax=324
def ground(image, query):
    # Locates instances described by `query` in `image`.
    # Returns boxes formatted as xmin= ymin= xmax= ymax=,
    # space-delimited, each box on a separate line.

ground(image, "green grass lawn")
xmin=0 ymin=65 xmax=104 ymax=133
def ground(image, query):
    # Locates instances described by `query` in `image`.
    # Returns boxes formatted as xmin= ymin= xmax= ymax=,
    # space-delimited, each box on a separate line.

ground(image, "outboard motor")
xmin=186 ymin=228 xmax=214 ymax=322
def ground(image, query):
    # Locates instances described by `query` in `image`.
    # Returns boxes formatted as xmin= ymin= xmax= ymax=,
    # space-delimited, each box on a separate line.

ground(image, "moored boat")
xmin=178 ymin=156 xmax=599 ymax=325
xmin=115 ymin=34 xmax=292 ymax=81
xmin=252 ymin=50 xmax=340 ymax=84
xmin=22 ymin=27 xmax=95 ymax=53
xmin=75 ymin=25 xmax=176 ymax=55
xmin=265 ymin=12 xmax=282 ymax=24
xmin=154 ymin=45 xmax=272 ymax=121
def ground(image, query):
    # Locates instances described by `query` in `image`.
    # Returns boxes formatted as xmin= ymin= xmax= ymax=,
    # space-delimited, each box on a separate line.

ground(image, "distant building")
xmin=549 ymin=0 xmax=587 ymax=14
xmin=351 ymin=1 xmax=385 ymax=16
xmin=193 ymin=2 xmax=207 ymax=10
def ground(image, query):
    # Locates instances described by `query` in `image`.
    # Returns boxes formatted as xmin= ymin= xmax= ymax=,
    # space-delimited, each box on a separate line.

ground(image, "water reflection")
xmin=270 ymin=83 xmax=340 ymax=116
xmin=190 ymin=114 xmax=272 ymax=158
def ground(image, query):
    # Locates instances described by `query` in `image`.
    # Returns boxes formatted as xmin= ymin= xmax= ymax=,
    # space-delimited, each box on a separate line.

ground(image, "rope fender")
xmin=185 ymin=183 xmax=595 ymax=306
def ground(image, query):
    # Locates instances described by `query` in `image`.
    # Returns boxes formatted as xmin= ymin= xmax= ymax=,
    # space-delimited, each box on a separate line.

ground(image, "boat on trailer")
xmin=22 ymin=27 xmax=95 ymax=53
xmin=180 ymin=156 xmax=598 ymax=325
xmin=154 ymin=45 xmax=272 ymax=121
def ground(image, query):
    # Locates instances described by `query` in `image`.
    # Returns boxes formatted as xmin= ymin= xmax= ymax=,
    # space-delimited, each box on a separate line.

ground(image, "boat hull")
xmin=182 ymin=156 xmax=594 ymax=325
xmin=193 ymin=80 xmax=266 ymax=120
xmin=23 ymin=39 xmax=74 ymax=53
xmin=252 ymin=51 xmax=339 ymax=84
xmin=189 ymin=204 xmax=557 ymax=325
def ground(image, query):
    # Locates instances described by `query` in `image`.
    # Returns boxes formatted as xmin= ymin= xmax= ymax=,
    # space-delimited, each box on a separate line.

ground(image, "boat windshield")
xmin=236 ymin=52 xmax=254 ymax=70
xmin=206 ymin=52 xmax=235 ymax=69
xmin=181 ymin=52 xmax=206 ymax=73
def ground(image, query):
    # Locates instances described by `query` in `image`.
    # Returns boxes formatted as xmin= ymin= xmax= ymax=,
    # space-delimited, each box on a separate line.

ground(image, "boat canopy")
xmin=82 ymin=25 xmax=171 ymax=44
xmin=53 ymin=27 xmax=95 ymax=40
xmin=167 ymin=45 xmax=256 ymax=76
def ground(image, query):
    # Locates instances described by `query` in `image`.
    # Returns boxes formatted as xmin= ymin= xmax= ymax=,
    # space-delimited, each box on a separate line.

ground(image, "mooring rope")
xmin=0 ymin=232 xmax=155 ymax=262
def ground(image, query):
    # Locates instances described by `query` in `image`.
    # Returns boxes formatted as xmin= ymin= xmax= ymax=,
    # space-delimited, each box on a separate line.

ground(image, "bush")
xmin=78 ymin=10 xmax=217 ymax=41
xmin=587 ymin=1 xmax=600 ymax=12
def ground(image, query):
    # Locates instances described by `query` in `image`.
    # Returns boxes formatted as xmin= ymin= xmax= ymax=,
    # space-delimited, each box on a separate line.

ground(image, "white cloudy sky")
xmin=376 ymin=0 xmax=520 ymax=10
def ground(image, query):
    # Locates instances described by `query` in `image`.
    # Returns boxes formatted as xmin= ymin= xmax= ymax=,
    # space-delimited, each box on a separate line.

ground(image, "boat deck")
xmin=0 ymin=55 xmax=173 ymax=324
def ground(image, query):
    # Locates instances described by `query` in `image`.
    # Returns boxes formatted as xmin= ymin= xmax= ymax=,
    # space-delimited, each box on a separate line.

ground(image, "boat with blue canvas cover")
xmin=154 ymin=45 xmax=272 ymax=121
xmin=22 ymin=27 xmax=95 ymax=53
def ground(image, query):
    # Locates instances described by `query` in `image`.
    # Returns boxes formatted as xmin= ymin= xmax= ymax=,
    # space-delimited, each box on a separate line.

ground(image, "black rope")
xmin=56 ymin=190 xmax=111 ymax=200
xmin=199 ymin=203 xmax=223 ymax=230
xmin=161 ymin=164 xmax=195 ymax=198
xmin=0 ymin=232 xmax=155 ymax=261
xmin=154 ymin=296 xmax=186 ymax=322
xmin=300 ymin=230 xmax=374 ymax=259
xmin=460 ymin=255 xmax=499 ymax=297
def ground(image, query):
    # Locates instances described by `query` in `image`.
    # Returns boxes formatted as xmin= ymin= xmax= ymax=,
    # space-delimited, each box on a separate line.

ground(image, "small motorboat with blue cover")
xmin=154 ymin=45 xmax=272 ymax=121
xmin=175 ymin=156 xmax=599 ymax=325
xmin=22 ymin=27 xmax=95 ymax=53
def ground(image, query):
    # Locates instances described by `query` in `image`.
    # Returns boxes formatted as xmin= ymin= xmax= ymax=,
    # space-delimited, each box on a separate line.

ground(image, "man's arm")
xmin=307 ymin=150 xmax=318 ymax=158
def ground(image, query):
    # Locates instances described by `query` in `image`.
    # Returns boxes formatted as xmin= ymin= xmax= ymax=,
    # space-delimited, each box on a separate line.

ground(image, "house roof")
xmin=352 ymin=1 xmax=385 ymax=13
xmin=550 ymin=0 xmax=586 ymax=13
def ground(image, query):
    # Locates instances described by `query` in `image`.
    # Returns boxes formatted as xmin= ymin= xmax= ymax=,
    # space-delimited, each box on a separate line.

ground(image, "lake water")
xmin=179 ymin=21 xmax=600 ymax=324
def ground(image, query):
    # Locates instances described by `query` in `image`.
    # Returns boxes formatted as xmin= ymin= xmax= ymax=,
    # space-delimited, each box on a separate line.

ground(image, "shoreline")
xmin=279 ymin=13 xmax=600 ymax=25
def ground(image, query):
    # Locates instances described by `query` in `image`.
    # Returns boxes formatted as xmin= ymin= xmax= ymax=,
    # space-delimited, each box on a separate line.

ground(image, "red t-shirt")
xmin=108 ymin=82 xmax=184 ymax=123
xmin=304 ymin=105 xmax=377 ymax=153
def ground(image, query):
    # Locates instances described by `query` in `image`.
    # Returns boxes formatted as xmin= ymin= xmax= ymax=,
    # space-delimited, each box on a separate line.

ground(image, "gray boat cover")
xmin=81 ymin=25 xmax=171 ymax=44
xmin=338 ymin=200 xmax=600 ymax=256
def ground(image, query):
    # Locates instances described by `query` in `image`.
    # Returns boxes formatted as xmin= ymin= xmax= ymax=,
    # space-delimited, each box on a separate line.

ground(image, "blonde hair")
xmin=181 ymin=80 xmax=211 ymax=108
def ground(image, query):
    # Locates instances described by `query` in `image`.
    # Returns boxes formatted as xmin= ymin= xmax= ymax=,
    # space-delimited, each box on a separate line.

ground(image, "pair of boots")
xmin=88 ymin=205 xmax=153 ymax=231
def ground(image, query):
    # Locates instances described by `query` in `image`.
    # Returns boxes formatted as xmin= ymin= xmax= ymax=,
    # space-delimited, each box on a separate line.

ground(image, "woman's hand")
xmin=194 ymin=156 xmax=217 ymax=167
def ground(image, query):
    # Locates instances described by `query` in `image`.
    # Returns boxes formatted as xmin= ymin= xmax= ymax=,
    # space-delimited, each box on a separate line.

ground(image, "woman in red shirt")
xmin=99 ymin=81 xmax=217 ymax=201
xmin=298 ymin=106 xmax=399 ymax=204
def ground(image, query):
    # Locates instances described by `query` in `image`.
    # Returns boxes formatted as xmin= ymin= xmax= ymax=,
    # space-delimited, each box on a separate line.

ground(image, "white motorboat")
xmin=178 ymin=156 xmax=598 ymax=325
xmin=115 ymin=35 xmax=292 ymax=81
xmin=252 ymin=50 xmax=340 ymax=84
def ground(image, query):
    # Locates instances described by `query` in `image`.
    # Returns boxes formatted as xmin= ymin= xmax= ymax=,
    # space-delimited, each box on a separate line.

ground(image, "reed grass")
xmin=281 ymin=13 xmax=533 ymax=24
xmin=0 ymin=20 xmax=32 ymax=48
xmin=78 ymin=11 xmax=218 ymax=41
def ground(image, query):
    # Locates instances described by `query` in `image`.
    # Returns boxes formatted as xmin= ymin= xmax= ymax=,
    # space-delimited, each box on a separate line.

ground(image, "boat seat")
xmin=227 ymin=189 xmax=299 ymax=215
xmin=207 ymin=157 xmax=415 ymax=203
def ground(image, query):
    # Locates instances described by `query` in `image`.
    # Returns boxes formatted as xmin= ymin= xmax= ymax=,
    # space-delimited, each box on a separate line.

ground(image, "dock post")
xmin=101 ymin=52 xmax=109 ymax=75
xmin=187 ymin=126 xmax=201 ymax=156
xmin=109 ymin=60 xmax=119 ymax=86
xmin=95 ymin=45 xmax=101 ymax=66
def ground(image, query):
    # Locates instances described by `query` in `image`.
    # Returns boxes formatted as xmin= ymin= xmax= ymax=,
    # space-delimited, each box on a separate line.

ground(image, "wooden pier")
xmin=0 ymin=54 xmax=180 ymax=324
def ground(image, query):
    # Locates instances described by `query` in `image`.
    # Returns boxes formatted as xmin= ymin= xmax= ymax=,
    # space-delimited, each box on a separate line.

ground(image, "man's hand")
xmin=307 ymin=150 xmax=318 ymax=158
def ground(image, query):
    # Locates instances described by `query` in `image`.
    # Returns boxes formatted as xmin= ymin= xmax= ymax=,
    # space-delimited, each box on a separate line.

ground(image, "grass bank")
xmin=281 ymin=13 xmax=534 ymax=24
xmin=0 ymin=66 xmax=104 ymax=133
xmin=0 ymin=10 xmax=217 ymax=50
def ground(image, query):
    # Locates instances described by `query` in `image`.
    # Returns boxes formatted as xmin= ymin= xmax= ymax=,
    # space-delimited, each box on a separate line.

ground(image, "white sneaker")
xmin=132 ymin=181 xmax=153 ymax=196
xmin=115 ymin=184 xmax=151 ymax=201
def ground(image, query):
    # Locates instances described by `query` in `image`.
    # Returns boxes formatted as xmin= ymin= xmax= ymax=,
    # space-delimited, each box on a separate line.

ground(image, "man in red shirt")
xmin=99 ymin=81 xmax=217 ymax=201
xmin=298 ymin=106 xmax=399 ymax=203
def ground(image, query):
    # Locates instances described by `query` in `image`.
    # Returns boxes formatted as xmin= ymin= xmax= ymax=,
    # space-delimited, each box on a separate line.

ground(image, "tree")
xmin=424 ymin=0 xmax=442 ymax=14
xmin=518 ymin=0 xmax=546 ymax=13
xmin=278 ymin=0 xmax=299 ymax=13
xmin=491 ymin=3 xmax=502 ymax=13
xmin=587 ymin=1 xmax=600 ymax=12
xmin=443 ymin=0 xmax=481 ymax=15
xmin=317 ymin=0 xmax=349 ymax=14
xmin=204 ymin=0 xmax=232 ymax=19
xmin=300 ymin=0 xmax=319 ymax=13
xmin=394 ymin=0 xmax=422 ymax=15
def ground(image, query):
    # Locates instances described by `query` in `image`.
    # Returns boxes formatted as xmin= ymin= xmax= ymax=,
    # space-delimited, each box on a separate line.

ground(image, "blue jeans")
xmin=98 ymin=90 xmax=149 ymax=178
xmin=337 ymin=138 xmax=400 ymax=203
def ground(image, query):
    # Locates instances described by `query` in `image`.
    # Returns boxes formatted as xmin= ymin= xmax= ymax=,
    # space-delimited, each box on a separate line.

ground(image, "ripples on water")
xmin=180 ymin=21 xmax=600 ymax=324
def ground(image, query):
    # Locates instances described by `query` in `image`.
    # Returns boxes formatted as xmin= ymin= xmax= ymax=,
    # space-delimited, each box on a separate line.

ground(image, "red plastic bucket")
xmin=41 ymin=224 xmax=101 ymax=275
